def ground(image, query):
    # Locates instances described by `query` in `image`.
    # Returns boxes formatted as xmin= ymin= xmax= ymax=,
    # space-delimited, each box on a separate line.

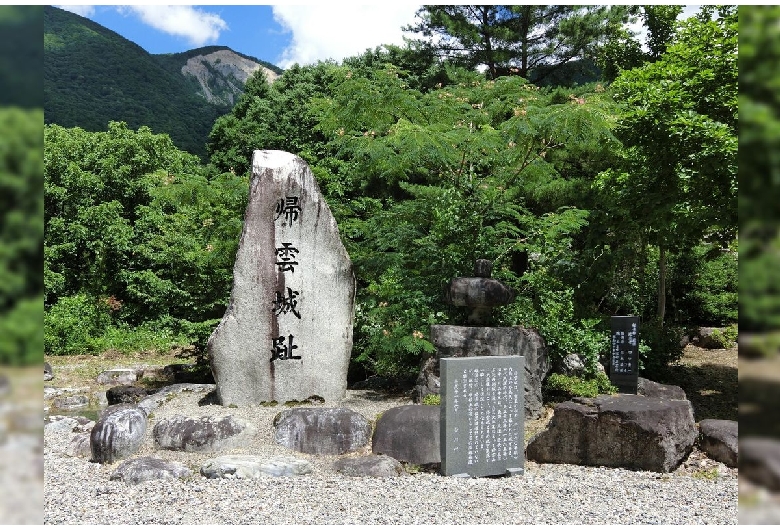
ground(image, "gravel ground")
xmin=44 ymin=387 xmax=738 ymax=525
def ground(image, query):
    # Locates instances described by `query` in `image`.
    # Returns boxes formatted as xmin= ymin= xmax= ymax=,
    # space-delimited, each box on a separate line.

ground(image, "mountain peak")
xmin=179 ymin=48 xmax=280 ymax=106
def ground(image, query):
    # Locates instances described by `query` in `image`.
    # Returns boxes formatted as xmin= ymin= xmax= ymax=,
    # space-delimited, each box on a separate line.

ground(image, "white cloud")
xmin=119 ymin=5 xmax=228 ymax=47
xmin=272 ymin=5 xmax=422 ymax=68
xmin=55 ymin=5 xmax=95 ymax=18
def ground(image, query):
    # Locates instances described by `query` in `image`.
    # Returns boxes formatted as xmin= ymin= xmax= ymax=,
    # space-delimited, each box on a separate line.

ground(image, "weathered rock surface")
xmin=137 ymin=383 xmax=215 ymax=415
xmin=372 ymin=405 xmax=440 ymax=465
xmin=526 ymin=394 xmax=697 ymax=472
xmin=557 ymin=353 xmax=585 ymax=377
xmin=273 ymin=407 xmax=372 ymax=455
xmin=200 ymin=455 xmax=312 ymax=479
xmin=688 ymin=327 xmax=732 ymax=349
xmin=44 ymin=415 xmax=94 ymax=438
xmin=90 ymin=404 xmax=147 ymax=464
xmin=65 ymin=433 xmax=91 ymax=457
xmin=740 ymin=437 xmax=780 ymax=491
xmin=637 ymin=377 xmax=687 ymax=400
xmin=106 ymin=385 xmax=149 ymax=405
xmin=208 ymin=150 xmax=355 ymax=405
xmin=333 ymin=454 xmax=407 ymax=477
xmin=110 ymin=456 xmax=192 ymax=484
xmin=44 ymin=362 xmax=53 ymax=381
xmin=413 ymin=357 xmax=440 ymax=401
xmin=698 ymin=419 xmax=737 ymax=467
xmin=414 ymin=325 xmax=549 ymax=419
xmin=96 ymin=369 xmax=140 ymax=385
xmin=153 ymin=414 xmax=256 ymax=453
xmin=52 ymin=395 xmax=89 ymax=410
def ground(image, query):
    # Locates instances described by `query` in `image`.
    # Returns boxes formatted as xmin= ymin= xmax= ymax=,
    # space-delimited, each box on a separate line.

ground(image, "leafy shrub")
xmin=709 ymin=324 xmax=738 ymax=349
xmin=0 ymin=295 xmax=43 ymax=365
xmin=44 ymin=294 xmax=111 ymax=355
xmin=422 ymin=393 xmax=441 ymax=406
xmin=544 ymin=372 xmax=617 ymax=400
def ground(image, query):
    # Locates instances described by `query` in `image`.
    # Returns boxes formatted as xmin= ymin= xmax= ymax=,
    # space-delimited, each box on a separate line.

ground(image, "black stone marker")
xmin=609 ymin=316 xmax=640 ymax=394
xmin=440 ymin=355 xmax=524 ymax=478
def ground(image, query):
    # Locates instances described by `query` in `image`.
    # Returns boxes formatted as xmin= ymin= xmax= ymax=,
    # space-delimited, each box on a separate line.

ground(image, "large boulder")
xmin=152 ymin=414 xmax=256 ymax=452
xmin=413 ymin=325 xmax=549 ymax=419
xmin=90 ymin=404 xmax=147 ymax=464
xmin=208 ymin=150 xmax=355 ymax=405
xmin=273 ymin=407 xmax=371 ymax=455
xmin=333 ymin=455 xmax=407 ymax=478
xmin=372 ymin=405 xmax=440 ymax=465
xmin=110 ymin=457 xmax=192 ymax=485
xmin=200 ymin=455 xmax=312 ymax=479
xmin=740 ymin=437 xmax=780 ymax=491
xmin=526 ymin=394 xmax=697 ymax=472
xmin=698 ymin=419 xmax=737 ymax=467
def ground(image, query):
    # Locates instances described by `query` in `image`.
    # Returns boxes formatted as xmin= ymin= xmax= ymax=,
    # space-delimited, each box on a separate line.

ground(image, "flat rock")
xmin=106 ymin=385 xmax=149 ymax=405
xmin=96 ymin=369 xmax=140 ymax=385
xmin=698 ymin=419 xmax=737 ymax=467
xmin=333 ymin=454 xmax=407 ymax=477
xmin=90 ymin=404 xmax=147 ymax=464
xmin=637 ymin=377 xmax=687 ymax=400
xmin=526 ymin=394 xmax=697 ymax=472
xmin=153 ymin=414 xmax=256 ymax=452
xmin=51 ymin=395 xmax=90 ymax=410
xmin=740 ymin=437 xmax=780 ymax=491
xmin=273 ymin=407 xmax=371 ymax=455
xmin=44 ymin=415 xmax=94 ymax=438
xmin=208 ymin=150 xmax=356 ymax=405
xmin=201 ymin=455 xmax=312 ymax=479
xmin=110 ymin=456 xmax=192 ymax=484
xmin=372 ymin=405 xmax=440 ymax=465
xmin=137 ymin=383 xmax=215 ymax=415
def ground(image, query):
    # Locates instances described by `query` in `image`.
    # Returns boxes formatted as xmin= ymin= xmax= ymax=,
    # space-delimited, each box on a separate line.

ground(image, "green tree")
xmin=595 ymin=6 xmax=737 ymax=367
xmin=0 ymin=108 xmax=43 ymax=364
xmin=405 ymin=5 xmax=629 ymax=81
xmin=739 ymin=5 xmax=780 ymax=332
xmin=316 ymin=67 xmax=617 ymax=375
xmin=45 ymin=122 xmax=246 ymax=355
xmin=596 ymin=5 xmax=683 ymax=82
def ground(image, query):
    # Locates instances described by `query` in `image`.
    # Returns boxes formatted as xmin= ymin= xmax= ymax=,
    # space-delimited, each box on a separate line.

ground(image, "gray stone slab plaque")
xmin=610 ymin=316 xmax=639 ymax=394
xmin=440 ymin=356 xmax=524 ymax=478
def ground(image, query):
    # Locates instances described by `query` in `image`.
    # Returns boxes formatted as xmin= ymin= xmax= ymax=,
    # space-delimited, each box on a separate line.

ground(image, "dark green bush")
xmin=544 ymin=372 xmax=617 ymax=400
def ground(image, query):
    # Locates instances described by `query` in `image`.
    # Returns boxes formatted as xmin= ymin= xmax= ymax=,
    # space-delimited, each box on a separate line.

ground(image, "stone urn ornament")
xmin=444 ymin=259 xmax=515 ymax=325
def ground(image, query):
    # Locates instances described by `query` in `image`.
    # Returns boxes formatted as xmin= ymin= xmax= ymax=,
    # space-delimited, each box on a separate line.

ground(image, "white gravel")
xmin=44 ymin=387 xmax=738 ymax=525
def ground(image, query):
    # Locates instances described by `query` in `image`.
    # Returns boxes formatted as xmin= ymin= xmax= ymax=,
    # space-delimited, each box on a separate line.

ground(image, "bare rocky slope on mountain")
xmin=180 ymin=48 xmax=280 ymax=106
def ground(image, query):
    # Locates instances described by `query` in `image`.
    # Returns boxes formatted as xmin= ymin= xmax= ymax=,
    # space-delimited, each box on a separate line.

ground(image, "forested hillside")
xmin=44 ymin=6 xmax=738 ymax=385
xmin=1 ymin=6 xmax=43 ymax=365
xmin=43 ymin=6 xmax=280 ymax=158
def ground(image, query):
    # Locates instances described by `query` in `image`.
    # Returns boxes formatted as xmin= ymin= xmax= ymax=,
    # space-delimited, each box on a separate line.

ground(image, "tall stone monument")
xmin=208 ymin=150 xmax=356 ymax=405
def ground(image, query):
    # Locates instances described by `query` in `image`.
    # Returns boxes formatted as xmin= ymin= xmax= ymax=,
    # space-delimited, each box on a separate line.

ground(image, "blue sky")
xmin=55 ymin=4 xmax=424 ymax=69
xmin=54 ymin=4 xmax=701 ymax=70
